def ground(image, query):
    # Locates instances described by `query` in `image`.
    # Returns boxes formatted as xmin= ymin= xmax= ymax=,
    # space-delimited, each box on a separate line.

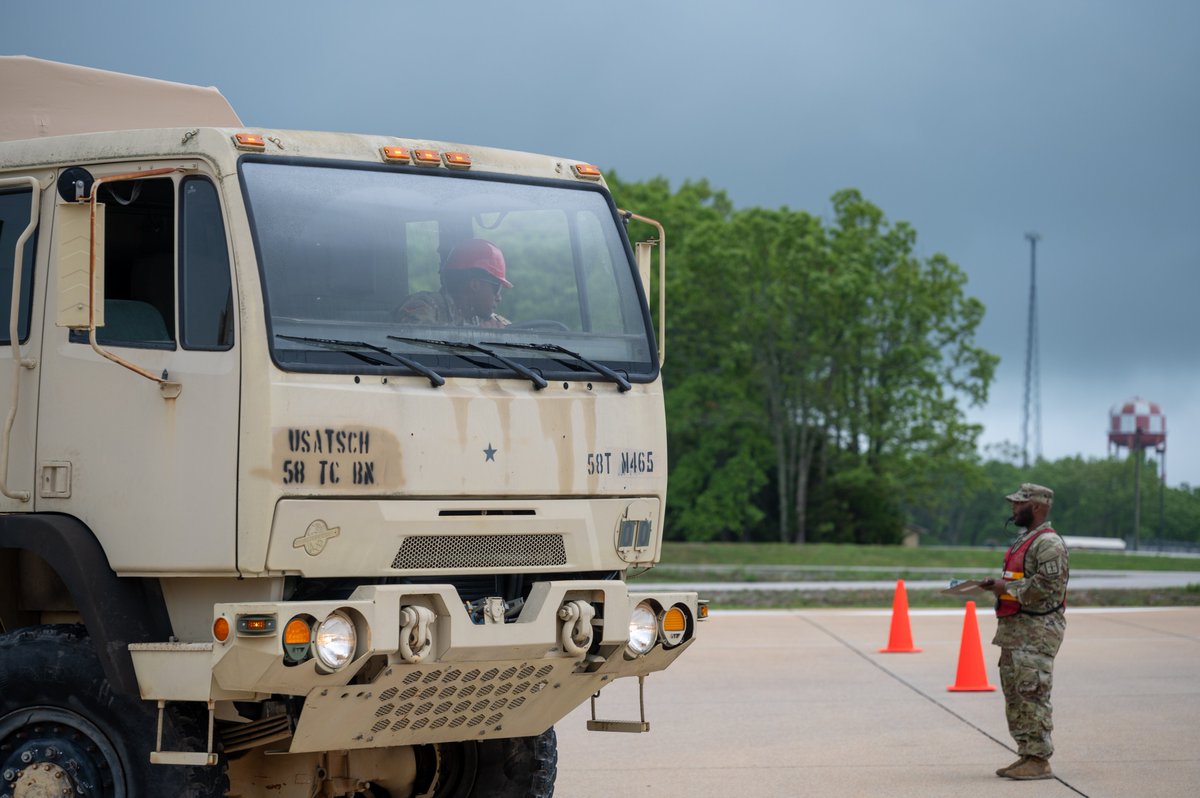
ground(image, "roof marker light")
xmin=382 ymin=146 xmax=411 ymax=163
xmin=413 ymin=149 xmax=441 ymax=166
xmin=572 ymin=163 xmax=602 ymax=180
xmin=443 ymin=151 xmax=472 ymax=169
xmin=233 ymin=133 xmax=266 ymax=151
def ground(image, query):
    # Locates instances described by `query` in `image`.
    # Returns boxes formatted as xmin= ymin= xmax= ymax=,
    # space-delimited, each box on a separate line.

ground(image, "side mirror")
xmin=635 ymin=240 xmax=653 ymax=297
xmin=622 ymin=210 xmax=665 ymax=365
xmin=54 ymin=201 xmax=105 ymax=330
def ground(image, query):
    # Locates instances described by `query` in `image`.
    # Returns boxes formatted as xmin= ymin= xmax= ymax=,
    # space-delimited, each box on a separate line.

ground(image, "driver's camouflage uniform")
xmin=396 ymin=289 xmax=509 ymax=328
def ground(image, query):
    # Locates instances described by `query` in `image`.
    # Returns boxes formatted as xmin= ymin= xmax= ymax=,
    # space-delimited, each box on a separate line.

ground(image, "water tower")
xmin=1108 ymin=397 xmax=1166 ymax=551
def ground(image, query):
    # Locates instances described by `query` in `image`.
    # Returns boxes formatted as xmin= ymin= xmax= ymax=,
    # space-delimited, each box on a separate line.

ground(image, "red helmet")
xmin=442 ymin=239 xmax=512 ymax=288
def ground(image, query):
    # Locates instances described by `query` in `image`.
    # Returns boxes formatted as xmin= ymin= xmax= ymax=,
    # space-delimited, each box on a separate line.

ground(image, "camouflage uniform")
xmin=395 ymin=289 xmax=509 ymax=328
xmin=993 ymin=520 xmax=1069 ymax=760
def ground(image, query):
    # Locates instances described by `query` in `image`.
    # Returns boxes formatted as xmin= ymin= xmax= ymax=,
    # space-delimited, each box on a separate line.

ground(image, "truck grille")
xmin=391 ymin=534 xmax=566 ymax=570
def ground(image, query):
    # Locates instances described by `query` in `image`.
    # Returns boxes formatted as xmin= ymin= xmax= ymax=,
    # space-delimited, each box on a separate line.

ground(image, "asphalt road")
xmin=555 ymin=607 xmax=1200 ymax=797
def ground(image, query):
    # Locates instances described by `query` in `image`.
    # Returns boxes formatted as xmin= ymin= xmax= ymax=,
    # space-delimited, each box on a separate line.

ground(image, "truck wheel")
xmin=417 ymin=727 xmax=557 ymax=798
xmin=0 ymin=624 xmax=227 ymax=797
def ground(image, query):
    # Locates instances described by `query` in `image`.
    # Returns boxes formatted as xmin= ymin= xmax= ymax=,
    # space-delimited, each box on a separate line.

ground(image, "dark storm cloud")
xmin=4 ymin=0 xmax=1197 ymax=482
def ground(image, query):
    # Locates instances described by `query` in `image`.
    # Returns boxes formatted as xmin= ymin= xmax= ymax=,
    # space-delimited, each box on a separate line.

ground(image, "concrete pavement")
xmin=634 ymin=569 xmax=1200 ymax=592
xmin=555 ymin=607 xmax=1200 ymax=797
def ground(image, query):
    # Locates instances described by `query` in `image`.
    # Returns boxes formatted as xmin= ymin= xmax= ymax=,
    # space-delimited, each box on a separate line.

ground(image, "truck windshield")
xmin=241 ymin=159 xmax=656 ymax=384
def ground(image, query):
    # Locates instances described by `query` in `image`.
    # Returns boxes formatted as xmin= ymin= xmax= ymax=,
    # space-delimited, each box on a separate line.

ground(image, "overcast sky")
xmin=5 ymin=1 xmax=1198 ymax=487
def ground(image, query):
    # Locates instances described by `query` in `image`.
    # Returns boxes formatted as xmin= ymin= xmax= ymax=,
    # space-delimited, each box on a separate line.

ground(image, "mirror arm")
xmin=619 ymin=209 xmax=665 ymax=365
xmin=86 ymin=168 xmax=185 ymax=398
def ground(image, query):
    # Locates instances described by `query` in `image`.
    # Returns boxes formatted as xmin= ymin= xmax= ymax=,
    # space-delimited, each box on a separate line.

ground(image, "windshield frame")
xmin=238 ymin=154 xmax=659 ymax=385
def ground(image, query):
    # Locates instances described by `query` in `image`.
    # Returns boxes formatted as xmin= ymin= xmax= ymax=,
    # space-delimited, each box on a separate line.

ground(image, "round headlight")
xmin=628 ymin=601 xmax=658 ymax=655
xmin=314 ymin=612 xmax=357 ymax=671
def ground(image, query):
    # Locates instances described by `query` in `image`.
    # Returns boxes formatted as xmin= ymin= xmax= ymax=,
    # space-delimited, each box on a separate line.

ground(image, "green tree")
xmin=926 ymin=449 xmax=1200 ymax=549
xmin=608 ymin=178 xmax=997 ymax=544
xmin=813 ymin=191 xmax=997 ymax=543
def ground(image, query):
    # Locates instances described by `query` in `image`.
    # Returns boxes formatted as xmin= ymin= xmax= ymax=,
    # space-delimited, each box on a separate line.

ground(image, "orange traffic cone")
xmin=879 ymin=579 xmax=922 ymax=653
xmin=947 ymin=600 xmax=996 ymax=691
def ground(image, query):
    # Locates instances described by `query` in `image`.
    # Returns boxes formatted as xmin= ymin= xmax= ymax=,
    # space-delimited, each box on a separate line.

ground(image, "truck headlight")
xmin=628 ymin=601 xmax=658 ymax=655
xmin=314 ymin=611 xmax=357 ymax=671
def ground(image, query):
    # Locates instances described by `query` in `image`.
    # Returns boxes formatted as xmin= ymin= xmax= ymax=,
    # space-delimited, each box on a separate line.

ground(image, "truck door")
xmin=0 ymin=175 xmax=46 ymax=512
xmin=35 ymin=169 xmax=240 ymax=572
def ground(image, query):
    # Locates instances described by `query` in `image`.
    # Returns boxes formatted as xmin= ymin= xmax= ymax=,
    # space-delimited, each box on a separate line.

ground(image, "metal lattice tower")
xmin=1022 ymin=232 xmax=1042 ymax=467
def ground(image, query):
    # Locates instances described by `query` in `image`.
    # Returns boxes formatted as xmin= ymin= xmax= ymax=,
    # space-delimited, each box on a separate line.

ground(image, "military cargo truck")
xmin=0 ymin=56 xmax=701 ymax=797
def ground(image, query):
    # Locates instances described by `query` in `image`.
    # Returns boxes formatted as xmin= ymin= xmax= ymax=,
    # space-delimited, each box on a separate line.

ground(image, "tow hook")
xmin=398 ymin=606 xmax=435 ymax=663
xmin=557 ymin=600 xmax=595 ymax=656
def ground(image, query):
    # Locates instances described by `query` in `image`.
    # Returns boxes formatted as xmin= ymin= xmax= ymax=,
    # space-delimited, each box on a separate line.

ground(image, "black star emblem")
xmin=483 ymin=443 xmax=497 ymax=462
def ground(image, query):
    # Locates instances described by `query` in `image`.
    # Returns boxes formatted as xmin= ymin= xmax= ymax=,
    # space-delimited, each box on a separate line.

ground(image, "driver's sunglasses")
xmin=477 ymin=278 xmax=504 ymax=295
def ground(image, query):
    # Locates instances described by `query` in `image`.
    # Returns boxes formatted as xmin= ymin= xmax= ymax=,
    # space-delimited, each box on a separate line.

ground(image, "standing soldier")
xmin=980 ymin=483 xmax=1069 ymax=781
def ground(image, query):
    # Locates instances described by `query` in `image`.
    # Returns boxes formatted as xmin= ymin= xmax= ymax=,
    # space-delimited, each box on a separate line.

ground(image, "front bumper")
xmin=129 ymin=580 xmax=697 ymax=752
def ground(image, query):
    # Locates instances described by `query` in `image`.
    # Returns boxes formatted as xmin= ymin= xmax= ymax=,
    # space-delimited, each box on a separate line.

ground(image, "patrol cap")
xmin=1005 ymin=482 xmax=1054 ymax=506
xmin=442 ymin=239 xmax=513 ymax=288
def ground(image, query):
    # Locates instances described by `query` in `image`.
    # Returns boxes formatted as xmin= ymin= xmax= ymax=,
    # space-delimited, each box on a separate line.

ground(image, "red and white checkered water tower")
xmin=1108 ymin=397 xmax=1166 ymax=550
xmin=1108 ymin=397 xmax=1166 ymax=454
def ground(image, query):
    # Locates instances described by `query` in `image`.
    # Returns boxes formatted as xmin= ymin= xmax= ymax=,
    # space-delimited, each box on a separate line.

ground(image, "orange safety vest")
xmin=996 ymin=527 xmax=1066 ymax=618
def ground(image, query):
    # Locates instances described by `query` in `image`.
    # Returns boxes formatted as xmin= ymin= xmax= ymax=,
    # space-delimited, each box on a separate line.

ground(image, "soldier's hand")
xmin=980 ymin=578 xmax=1007 ymax=597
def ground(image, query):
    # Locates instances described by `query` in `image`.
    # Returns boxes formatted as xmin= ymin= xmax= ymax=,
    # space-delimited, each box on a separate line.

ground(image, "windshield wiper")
xmin=480 ymin=341 xmax=632 ymax=392
xmin=388 ymin=336 xmax=548 ymax=390
xmin=277 ymin=334 xmax=445 ymax=387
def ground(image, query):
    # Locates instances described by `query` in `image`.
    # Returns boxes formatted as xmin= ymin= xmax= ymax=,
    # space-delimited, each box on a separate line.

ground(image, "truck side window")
xmin=0 ymin=188 xmax=36 ymax=345
xmin=179 ymin=177 xmax=234 ymax=350
xmin=83 ymin=177 xmax=176 ymax=349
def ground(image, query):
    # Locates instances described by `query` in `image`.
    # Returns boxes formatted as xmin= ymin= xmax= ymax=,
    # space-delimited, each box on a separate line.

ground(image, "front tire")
xmin=0 ymin=625 xmax=226 ymax=797
xmin=415 ymin=727 xmax=556 ymax=797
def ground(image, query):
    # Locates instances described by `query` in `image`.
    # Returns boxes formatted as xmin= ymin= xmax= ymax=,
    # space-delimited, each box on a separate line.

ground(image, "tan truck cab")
xmin=0 ymin=56 xmax=701 ymax=798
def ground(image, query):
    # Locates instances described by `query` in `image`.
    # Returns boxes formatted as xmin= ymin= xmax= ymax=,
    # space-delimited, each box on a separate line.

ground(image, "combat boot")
xmin=995 ymin=756 xmax=1026 ymax=777
xmin=1005 ymin=756 xmax=1053 ymax=780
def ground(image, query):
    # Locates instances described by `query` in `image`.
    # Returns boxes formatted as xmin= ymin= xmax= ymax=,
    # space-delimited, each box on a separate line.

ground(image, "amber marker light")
xmin=213 ymin=617 xmax=230 ymax=642
xmin=382 ymin=146 xmax=411 ymax=162
xmin=233 ymin=133 xmax=266 ymax=150
xmin=443 ymin=151 xmax=472 ymax=169
xmin=413 ymin=149 xmax=441 ymax=165
xmin=572 ymin=163 xmax=602 ymax=180
xmin=236 ymin=613 xmax=277 ymax=636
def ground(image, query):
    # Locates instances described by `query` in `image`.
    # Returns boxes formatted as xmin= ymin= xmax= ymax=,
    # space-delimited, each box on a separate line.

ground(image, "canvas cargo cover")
xmin=0 ymin=55 xmax=242 ymax=143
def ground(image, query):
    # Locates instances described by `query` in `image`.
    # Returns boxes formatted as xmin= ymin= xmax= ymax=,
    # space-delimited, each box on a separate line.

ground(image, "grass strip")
xmin=661 ymin=542 xmax=1200 ymax=572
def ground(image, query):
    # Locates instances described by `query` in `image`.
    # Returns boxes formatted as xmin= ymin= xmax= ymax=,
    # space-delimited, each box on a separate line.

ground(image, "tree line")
xmin=608 ymin=175 xmax=1200 ymax=547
